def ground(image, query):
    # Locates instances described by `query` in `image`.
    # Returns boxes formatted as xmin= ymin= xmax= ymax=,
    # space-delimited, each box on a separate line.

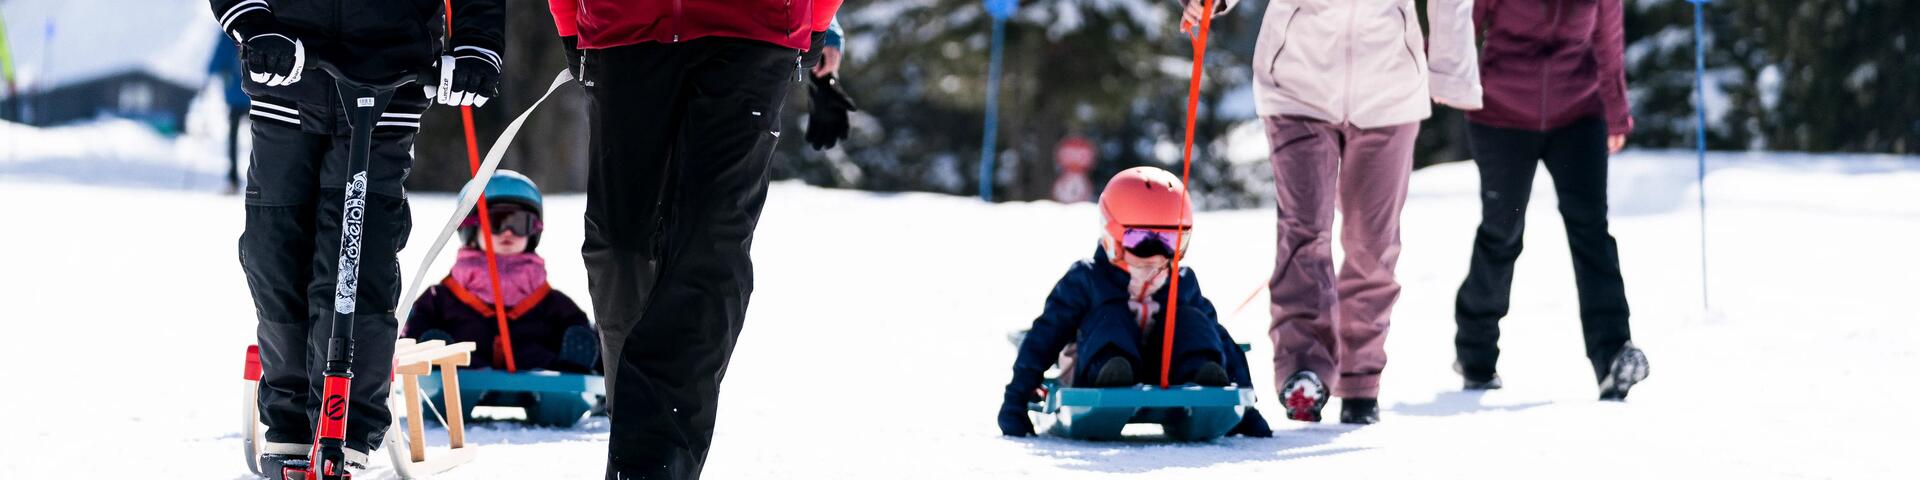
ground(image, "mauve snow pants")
xmin=1263 ymin=115 xmax=1419 ymax=399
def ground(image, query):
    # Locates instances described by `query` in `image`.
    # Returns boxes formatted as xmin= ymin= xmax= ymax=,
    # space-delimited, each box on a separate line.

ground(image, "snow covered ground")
xmin=2 ymin=120 xmax=1917 ymax=478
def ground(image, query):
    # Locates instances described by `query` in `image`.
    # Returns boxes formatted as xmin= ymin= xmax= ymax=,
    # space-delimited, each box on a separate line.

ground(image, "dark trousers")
xmin=228 ymin=106 xmax=247 ymax=190
xmin=1075 ymin=303 xmax=1227 ymax=386
xmin=241 ymin=91 xmax=419 ymax=456
xmin=1455 ymin=116 xmax=1631 ymax=383
xmin=580 ymin=38 xmax=798 ymax=480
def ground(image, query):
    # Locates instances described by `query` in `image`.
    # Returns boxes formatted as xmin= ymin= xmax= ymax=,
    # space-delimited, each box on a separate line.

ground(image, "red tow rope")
xmin=446 ymin=0 xmax=516 ymax=372
xmin=1160 ymin=0 xmax=1215 ymax=389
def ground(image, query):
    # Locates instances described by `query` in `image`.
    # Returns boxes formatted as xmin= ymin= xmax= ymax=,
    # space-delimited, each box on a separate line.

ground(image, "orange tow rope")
xmin=1160 ymin=0 xmax=1215 ymax=389
xmin=446 ymin=0 xmax=516 ymax=372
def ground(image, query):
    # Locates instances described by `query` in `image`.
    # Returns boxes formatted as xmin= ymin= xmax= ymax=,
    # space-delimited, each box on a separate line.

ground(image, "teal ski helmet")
xmin=461 ymin=170 xmax=545 ymax=251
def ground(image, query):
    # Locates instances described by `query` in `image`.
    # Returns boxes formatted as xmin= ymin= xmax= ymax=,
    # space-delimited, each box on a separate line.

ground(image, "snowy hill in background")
xmin=0 ymin=0 xmax=218 ymax=92
xmin=2 ymin=119 xmax=1917 ymax=478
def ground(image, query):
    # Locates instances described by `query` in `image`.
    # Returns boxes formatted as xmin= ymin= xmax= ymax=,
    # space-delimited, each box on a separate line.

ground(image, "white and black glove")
xmin=221 ymin=1 xmax=304 ymax=87
xmin=429 ymin=47 xmax=502 ymax=107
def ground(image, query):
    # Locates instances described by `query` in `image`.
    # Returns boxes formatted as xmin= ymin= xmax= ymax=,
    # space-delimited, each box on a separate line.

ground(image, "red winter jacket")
xmin=549 ymin=0 xmax=843 ymax=51
xmin=1468 ymin=0 xmax=1634 ymax=135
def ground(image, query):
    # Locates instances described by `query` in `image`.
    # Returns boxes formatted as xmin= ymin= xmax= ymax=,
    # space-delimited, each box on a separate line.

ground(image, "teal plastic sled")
xmin=418 ymin=369 xmax=606 ymax=428
xmin=1008 ymin=329 xmax=1257 ymax=441
xmin=1029 ymin=382 xmax=1255 ymax=441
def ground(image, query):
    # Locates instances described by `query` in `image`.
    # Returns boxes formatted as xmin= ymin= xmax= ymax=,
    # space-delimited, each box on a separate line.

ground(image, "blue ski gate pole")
xmin=980 ymin=0 xmax=1015 ymax=202
xmin=1690 ymin=0 xmax=1711 ymax=314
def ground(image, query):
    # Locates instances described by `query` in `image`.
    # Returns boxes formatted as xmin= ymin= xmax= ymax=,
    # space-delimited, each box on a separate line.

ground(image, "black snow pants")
xmin=1454 ymin=116 xmax=1633 ymax=384
xmin=240 ymin=85 xmax=426 ymax=459
xmin=579 ymin=38 xmax=798 ymax=480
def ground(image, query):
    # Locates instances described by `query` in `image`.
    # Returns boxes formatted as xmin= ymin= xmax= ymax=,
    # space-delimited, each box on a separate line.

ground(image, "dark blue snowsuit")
xmin=1003 ymin=248 xmax=1260 ymax=403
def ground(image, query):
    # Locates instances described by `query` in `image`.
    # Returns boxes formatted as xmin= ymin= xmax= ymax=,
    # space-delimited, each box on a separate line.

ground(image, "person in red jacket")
xmin=1454 ymin=0 xmax=1651 ymax=401
xmin=545 ymin=1 xmax=845 ymax=478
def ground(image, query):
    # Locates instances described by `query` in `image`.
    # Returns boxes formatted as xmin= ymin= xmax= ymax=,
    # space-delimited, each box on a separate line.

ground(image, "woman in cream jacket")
xmin=1185 ymin=0 xmax=1481 ymax=424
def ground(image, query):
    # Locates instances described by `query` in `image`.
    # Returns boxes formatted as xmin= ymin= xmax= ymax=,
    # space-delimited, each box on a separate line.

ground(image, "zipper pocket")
xmin=1397 ymin=6 xmax=1421 ymax=76
xmin=1264 ymin=7 xmax=1302 ymax=83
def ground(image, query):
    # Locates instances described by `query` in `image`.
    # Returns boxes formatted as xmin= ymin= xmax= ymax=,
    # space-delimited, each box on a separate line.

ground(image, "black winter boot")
xmin=1091 ymin=357 xmax=1136 ymax=387
xmin=1227 ymin=407 xmax=1274 ymax=437
xmin=1339 ymin=397 xmax=1380 ymax=425
xmin=1456 ymin=361 xmax=1503 ymax=390
xmin=1191 ymin=361 xmax=1231 ymax=387
xmin=1599 ymin=342 xmax=1649 ymax=401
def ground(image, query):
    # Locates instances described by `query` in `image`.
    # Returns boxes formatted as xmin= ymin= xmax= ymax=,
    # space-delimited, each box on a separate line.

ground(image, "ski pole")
xmin=444 ymin=0 xmax=516 ymax=372
xmin=1689 ymin=0 xmax=1711 ymax=315
xmin=1160 ymin=0 xmax=1216 ymax=389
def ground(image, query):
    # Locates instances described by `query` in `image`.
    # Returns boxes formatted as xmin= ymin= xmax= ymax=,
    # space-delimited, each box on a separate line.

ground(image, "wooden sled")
xmin=238 ymin=340 xmax=480 ymax=479
xmin=384 ymin=339 xmax=480 ymax=479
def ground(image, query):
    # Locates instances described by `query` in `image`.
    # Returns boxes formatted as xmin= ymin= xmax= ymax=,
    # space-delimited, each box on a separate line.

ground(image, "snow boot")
xmin=1598 ymin=342 xmax=1649 ymax=401
xmin=1228 ymin=406 xmax=1274 ymax=437
xmin=1339 ymin=397 xmax=1380 ymax=425
xmin=1191 ymin=361 xmax=1231 ymax=387
xmin=1090 ymin=357 xmax=1136 ymax=387
xmin=1455 ymin=361 xmax=1503 ymax=390
xmin=258 ymin=453 xmax=306 ymax=479
xmin=1279 ymin=370 xmax=1328 ymax=422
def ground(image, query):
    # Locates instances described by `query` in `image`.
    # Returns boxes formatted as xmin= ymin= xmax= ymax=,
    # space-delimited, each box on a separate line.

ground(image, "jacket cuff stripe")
xmin=453 ymin=46 xmax=502 ymax=68
xmin=219 ymin=1 xmax=271 ymax=35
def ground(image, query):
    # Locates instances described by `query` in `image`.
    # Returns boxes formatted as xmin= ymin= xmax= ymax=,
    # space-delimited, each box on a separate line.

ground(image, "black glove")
xmin=234 ymin=20 xmax=304 ymax=87
xmin=434 ymin=47 xmax=501 ymax=107
xmin=802 ymin=30 xmax=829 ymax=70
xmin=998 ymin=390 xmax=1036 ymax=437
xmin=560 ymin=35 xmax=583 ymax=82
xmin=805 ymin=73 xmax=858 ymax=150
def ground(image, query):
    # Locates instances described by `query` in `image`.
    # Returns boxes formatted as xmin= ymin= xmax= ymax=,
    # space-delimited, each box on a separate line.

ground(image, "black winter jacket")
xmin=1004 ymin=248 xmax=1219 ymax=402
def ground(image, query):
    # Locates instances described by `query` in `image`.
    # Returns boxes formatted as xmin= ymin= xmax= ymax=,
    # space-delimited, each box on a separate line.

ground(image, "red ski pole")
xmin=1160 ymin=0 xmax=1216 ymax=389
xmin=445 ymin=0 xmax=516 ymax=372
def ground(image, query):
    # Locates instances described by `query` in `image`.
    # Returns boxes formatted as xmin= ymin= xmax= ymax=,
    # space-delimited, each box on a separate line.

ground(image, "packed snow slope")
xmin=2 ymin=136 xmax=1916 ymax=478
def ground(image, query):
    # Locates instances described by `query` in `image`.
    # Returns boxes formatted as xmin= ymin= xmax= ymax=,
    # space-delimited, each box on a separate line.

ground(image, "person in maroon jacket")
xmin=545 ymin=1 xmax=846 ymax=478
xmin=1455 ymin=0 xmax=1650 ymax=401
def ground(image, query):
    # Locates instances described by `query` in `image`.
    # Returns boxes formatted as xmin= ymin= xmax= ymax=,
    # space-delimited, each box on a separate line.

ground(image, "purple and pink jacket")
xmin=402 ymin=251 xmax=594 ymax=373
xmin=1469 ymin=0 xmax=1634 ymax=135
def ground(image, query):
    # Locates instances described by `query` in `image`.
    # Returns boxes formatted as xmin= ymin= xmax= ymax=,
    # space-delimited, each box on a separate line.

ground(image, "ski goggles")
xmin=1121 ymin=227 xmax=1187 ymax=258
xmin=461 ymin=205 xmax=543 ymax=237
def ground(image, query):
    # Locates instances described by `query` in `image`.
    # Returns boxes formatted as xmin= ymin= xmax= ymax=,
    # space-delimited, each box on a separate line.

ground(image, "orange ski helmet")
xmin=1098 ymin=166 xmax=1193 ymax=264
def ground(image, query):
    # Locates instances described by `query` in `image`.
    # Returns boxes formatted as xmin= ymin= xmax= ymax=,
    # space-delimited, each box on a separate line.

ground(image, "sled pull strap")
xmin=1162 ymin=0 xmax=1215 ymax=389
xmin=398 ymin=69 xmax=576 ymax=326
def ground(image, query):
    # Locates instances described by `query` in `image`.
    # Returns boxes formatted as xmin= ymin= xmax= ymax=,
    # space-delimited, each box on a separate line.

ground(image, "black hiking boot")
xmin=1279 ymin=370 xmax=1328 ymax=422
xmin=1339 ymin=397 xmax=1380 ymax=425
xmin=1090 ymin=357 xmax=1136 ymax=387
xmin=1599 ymin=342 xmax=1650 ymax=401
xmin=1455 ymin=361 xmax=1503 ymax=390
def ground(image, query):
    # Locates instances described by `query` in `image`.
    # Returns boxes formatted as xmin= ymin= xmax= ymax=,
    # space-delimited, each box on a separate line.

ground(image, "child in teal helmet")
xmin=402 ymin=171 xmax=598 ymax=374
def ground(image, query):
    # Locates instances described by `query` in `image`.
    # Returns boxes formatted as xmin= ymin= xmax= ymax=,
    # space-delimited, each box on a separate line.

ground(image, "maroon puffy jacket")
xmin=1469 ymin=0 xmax=1634 ymax=135
xmin=549 ymin=0 xmax=843 ymax=51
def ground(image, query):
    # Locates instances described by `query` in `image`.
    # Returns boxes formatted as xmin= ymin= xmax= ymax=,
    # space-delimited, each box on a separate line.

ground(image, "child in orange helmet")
xmin=998 ymin=166 xmax=1270 ymax=437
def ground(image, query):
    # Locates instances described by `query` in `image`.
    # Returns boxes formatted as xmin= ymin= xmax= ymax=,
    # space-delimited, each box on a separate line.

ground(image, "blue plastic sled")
xmin=417 ymin=369 xmax=606 ymax=428
xmin=1028 ymin=380 xmax=1255 ymax=441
